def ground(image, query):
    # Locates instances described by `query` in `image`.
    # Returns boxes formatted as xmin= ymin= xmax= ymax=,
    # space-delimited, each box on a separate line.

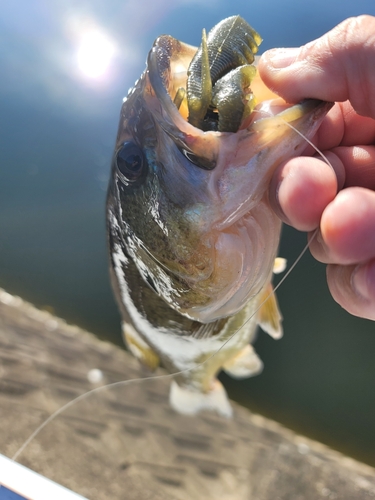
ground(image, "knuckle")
xmin=332 ymin=16 xmax=375 ymax=117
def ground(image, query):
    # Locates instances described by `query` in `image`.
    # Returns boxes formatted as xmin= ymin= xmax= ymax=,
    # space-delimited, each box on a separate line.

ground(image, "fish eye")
xmin=180 ymin=148 xmax=216 ymax=170
xmin=116 ymin=142 xmax=146 ymax=183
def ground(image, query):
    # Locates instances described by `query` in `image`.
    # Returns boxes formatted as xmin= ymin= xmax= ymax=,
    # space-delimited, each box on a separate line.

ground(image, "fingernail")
xmin=352 ymin=260 xmax=375 ymax=301
xmin=264 ymin=47 xmax=300 ymax=69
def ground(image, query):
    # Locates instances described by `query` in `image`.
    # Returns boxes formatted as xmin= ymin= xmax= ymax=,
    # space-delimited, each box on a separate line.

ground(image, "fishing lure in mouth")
xmin=106 ymin=16 xmax=332 ymax=417
xmin=185 ymin=16 xmax=261 ymax=132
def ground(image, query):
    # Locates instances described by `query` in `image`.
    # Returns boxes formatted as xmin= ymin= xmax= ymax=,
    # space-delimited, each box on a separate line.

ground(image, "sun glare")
xmin=77 ymin=30 xmax=116 ymax=79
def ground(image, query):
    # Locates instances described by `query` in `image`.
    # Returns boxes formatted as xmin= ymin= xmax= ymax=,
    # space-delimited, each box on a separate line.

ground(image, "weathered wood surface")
xmin=0 ymin=288 xmax=374 ymax=500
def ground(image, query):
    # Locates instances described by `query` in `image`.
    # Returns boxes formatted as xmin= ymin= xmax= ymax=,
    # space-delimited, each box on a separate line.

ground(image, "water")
xmin=1 ymin=0 xmax=375 ymax=469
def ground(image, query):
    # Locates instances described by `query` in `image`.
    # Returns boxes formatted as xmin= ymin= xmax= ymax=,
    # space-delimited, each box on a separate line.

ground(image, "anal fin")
xmin=223 ymin=344 xmax=263 ymax=379
xmin=122 ymin=322 xmax=160 ymax=370
xmin=258 ymin=283 xmax=283 ymax=339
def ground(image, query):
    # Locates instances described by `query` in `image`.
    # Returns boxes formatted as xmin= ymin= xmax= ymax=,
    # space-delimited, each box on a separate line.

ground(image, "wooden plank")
xmin=0 ymin=288 xmax=374 ymax=500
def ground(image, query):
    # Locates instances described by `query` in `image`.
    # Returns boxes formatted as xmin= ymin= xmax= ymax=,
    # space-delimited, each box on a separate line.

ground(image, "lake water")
xmin=1 ymin=0 xmax=375 ymax=467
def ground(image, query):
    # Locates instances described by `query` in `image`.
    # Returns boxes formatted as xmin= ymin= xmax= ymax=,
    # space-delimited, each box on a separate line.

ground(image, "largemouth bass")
xmin=107 ymin=16 xmax=332 ymax=417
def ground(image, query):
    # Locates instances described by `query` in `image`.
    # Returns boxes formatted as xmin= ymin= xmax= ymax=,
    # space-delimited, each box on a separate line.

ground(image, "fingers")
xmin=269 ymin=154 xmax=340 ymax=231
xmin=272 ymin=147 xmax=375 ymax=247
xmin=262 ymin=15 xmax=375 ymax=321
xmin=337 ymin=102 xmax=375 ymax=147
xmin=315 ymin=102 xmax=375 ymax=151
xmin=332 ymin=145 xmax=375 ymax=189
xmin=310 ymin=188 xmax=375 ymax=264
xmin=258 ymin=15 xmax=375 ymax=118
xmin=327 ymin=260 xmax=375 ymax=320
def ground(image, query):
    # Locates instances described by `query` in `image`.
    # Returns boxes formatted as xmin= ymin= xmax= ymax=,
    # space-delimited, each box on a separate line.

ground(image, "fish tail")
xmin=169 ymin=379 xmax=233 ymax=418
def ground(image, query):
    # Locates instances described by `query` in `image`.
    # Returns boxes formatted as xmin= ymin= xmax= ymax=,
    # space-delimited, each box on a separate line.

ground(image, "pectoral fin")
xmin=273 ymin=257 xmax=287 ymax=274
xmin=122 ymin=323 xmax=160 ymax=370
xmin=258 ymin=283 xmax=283 ymax=339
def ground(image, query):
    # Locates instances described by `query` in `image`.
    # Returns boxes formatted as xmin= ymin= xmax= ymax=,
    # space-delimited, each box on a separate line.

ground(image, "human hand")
xmin=258 ymin=15 xmax=375 ymax=320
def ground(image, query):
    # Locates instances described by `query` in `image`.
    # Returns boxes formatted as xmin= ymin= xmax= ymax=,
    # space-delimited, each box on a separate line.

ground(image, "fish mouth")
xmin=147 ymin=34 xmax=332 ymax=143
xmin=147 ymin=34 xmax=333 ymax=228
xmin=146 ymin=35 xmax=220 ymax=169
xmin=141 ymin=34 xmax=333 ymax=323
xmin=146 ymin=35 xmax=281 ymax=136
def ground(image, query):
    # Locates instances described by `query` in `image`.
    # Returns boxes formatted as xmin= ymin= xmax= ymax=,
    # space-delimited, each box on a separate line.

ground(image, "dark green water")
xmin=1 ymin=0 xmax=374 ymax=467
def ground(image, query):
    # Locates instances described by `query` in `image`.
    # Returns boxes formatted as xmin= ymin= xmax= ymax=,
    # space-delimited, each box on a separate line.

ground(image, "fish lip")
xmin=250 ymin=98 xmax=333 ymax=129
xmin=147 ymin=36 xmax=332 ymax=142
xmin=147 ymin=35 xmax=220 ymax=167
xmin=147 ymin=35 xmax=203 ymax=136
xmin=147 ymin=35 xmax=333 ymax=232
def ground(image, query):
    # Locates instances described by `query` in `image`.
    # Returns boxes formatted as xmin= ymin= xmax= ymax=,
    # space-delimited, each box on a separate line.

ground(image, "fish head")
xmin=108 ymin=34 xmax=332 ymax=324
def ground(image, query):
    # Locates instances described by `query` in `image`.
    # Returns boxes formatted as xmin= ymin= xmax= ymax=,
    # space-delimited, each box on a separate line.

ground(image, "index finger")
xmin=314 ymin=101 xmax=375 ymax=152
xmin=259 ymin=16 xmax=375 ymax=118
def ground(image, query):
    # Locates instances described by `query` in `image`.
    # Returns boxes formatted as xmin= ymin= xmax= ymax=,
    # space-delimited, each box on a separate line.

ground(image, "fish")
xmin=106 ymin=16 xmax=332 ymax=417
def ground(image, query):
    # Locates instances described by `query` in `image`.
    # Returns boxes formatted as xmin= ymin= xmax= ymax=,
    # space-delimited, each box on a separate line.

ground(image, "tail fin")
xmin=169 ymin=379 xmax=232 ymax=418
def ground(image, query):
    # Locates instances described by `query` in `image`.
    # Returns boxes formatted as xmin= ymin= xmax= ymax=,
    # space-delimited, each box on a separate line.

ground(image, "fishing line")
xmin=12 ymin=109 xmax=332 ymax=463
xmin=277 ymin=119 xmax=334 ymax=173
xmin=251 ymin=106 xmax=335 ymax=174
xmin=12 ymin=371 xmax=180 ymax=462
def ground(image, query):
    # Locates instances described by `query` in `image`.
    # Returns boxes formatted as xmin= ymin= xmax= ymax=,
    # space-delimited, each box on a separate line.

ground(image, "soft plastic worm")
xmin=186 ymin=16 xmax=262 ymax=132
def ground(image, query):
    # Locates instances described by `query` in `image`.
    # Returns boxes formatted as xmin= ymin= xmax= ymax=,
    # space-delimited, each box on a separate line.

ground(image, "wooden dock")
xmin=0 ymin=287 xmax=374 ymax=499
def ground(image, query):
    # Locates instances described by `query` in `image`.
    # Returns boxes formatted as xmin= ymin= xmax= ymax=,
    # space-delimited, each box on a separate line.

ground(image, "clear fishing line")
xmin=12 ymin=108 xmax=333 ymax=463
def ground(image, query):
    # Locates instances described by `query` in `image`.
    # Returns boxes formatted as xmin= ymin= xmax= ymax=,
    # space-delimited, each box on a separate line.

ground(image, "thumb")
xmin=258 ymin=15 xmax=375 ymax=118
